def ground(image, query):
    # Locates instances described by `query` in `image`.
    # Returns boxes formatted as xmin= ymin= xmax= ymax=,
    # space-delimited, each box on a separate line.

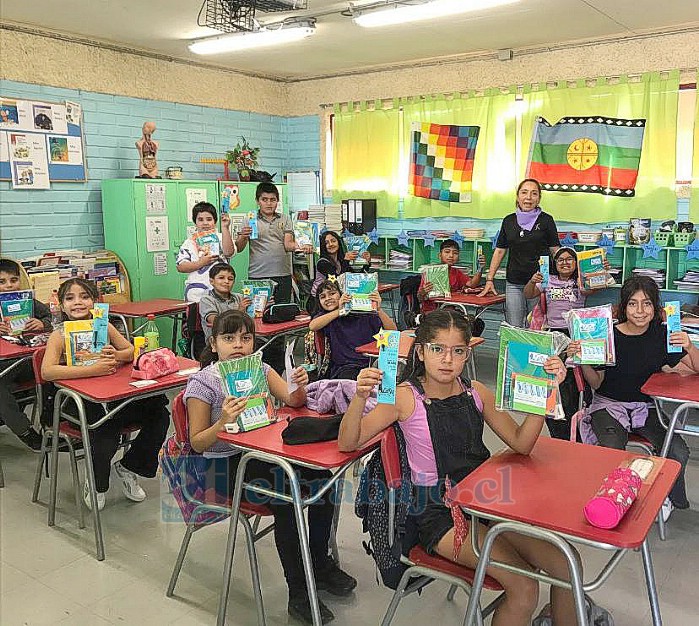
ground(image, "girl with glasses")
xmin=339 ymin=310 xmax=578 ymax=626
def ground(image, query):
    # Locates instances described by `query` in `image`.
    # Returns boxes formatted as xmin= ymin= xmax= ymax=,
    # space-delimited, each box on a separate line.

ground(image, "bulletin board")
xmin=0 ymin=96 xmax=87 ymax=187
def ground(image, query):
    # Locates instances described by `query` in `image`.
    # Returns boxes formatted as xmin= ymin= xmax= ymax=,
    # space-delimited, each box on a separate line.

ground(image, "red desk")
xmin=355 ymin=331 xmax=485 ymax=379
xmin=48 ymin=356 xmax=199 ymax=560
xmin=0 ymin=338 xmax=37 ymax=379
xmin=641 ymin=371 xmax=699 ymax=540
xmin=109 ymin=298 xmax=190 ymax=350
xmin=433 ymin=292 xmax=506 ymax=318
xmin=215 ymin=408 xmax=380 ymax=626
xmin=454 ymin=437 xmax=679 ymax=626
xmin=254 ymin=316 xmax=311 ymax=353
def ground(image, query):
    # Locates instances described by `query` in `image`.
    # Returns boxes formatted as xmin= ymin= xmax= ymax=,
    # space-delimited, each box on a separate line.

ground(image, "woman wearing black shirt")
xmin=573 ymin=277 xmax=699 ymax=519
xmin=480 ymin=179 xmax=560 ymax=327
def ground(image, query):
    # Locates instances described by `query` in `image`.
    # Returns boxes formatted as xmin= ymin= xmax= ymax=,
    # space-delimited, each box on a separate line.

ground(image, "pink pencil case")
xmin=584 ymin=467 xmax=642 ymax=529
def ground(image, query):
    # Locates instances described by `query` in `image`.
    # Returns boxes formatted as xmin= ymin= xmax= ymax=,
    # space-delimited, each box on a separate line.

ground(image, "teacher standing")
xmin=479 ymin=179 xmax=560 ymax=327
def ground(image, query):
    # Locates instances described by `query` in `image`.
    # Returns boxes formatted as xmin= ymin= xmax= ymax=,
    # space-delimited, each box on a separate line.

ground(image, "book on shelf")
xmin=217 ymin=352 xmax=273 ymax=433
xmin=0 ymin=289 xmax=34 ymax=335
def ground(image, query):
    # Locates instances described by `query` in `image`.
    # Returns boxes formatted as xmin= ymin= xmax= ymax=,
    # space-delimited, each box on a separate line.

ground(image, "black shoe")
xmin=18 ymin=429 xmax=43 ymax=452
xmin=288 ymin=594 xmax=335 ymax=625
xmin=314 ymin=560 xmax=357 ymax=597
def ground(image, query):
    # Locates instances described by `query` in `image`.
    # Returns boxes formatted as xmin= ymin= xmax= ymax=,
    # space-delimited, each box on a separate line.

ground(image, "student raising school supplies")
xmin=0 ymin=289 xmax=34 ymax=335
xmin=566 ymin=304 xmax=616 ymax=365
xmin=217 ymin=351 xmax=272 ymax=433
xmin=495 ymin=323 xmax=568 ymax=418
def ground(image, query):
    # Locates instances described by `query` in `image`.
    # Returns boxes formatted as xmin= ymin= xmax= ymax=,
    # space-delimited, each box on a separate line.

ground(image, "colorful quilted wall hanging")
xmin=527 ymin=116 xmax=646 ymax=197
xmin=408 ymin=122 xmax=479 ymax=203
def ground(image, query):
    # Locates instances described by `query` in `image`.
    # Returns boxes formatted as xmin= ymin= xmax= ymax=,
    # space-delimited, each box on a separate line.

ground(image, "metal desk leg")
xmin=641 ymin=538 xmax=662 ymax=626
xmin=113 ymin=314 xmax=130 ymax=341
xmin=48 ymin=392 xmax=62 ymax=527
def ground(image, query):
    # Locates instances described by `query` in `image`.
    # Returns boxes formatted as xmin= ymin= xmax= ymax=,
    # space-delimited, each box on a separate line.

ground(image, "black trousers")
xmin=260 ymin=274 xmax=293 ymax=374
xmin=591 ymin=407 xmax=690 ymax=507
xmin=65 ymin=394 xmax=170 ymax=493
xmin=0 ymin=360 xmax=33 ymax=437
xmin=208 ymin=454 xmax=335 ymax=594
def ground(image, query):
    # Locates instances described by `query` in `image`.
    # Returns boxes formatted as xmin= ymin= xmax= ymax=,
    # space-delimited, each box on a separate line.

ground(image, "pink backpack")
xmin=132 ymin=348 xmax=179 ymax=379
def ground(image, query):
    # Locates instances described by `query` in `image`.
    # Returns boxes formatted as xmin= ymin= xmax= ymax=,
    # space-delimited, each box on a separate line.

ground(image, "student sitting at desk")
xmin=41 ymin=278 xmax=169 ymax=511
xmin=309 ymin=278 xmax=396 ymax=380
xmin=573 ymin=276 xmax=699 ymax=521
xmin=0 ymin=258 xmax=51 ymax=450
xmin=185 ymin=310 xmax=356 ymax=624
xmin=339 ymin=309 xmax=578 ymax=626
xmin=198 ymin=263 xmax=250 ymax=343
xmin=417 ymin=239 xmax=484 ymax=314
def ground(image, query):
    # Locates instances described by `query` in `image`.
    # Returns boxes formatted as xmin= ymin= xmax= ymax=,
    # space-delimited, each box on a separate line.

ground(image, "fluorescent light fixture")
xmin=354 ymin=0 xmax=520 ymax=28
xmin=189 ymin=20 xmax=316 ymax=55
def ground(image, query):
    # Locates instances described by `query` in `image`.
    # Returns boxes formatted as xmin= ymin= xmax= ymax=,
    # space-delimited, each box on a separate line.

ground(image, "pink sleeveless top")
xmin=398 ymin=382 xmax=484 ymax=486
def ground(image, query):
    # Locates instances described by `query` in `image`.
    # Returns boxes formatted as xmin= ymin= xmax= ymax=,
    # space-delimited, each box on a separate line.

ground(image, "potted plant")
xmin=226 ymin=137 xmax=260 ymax=181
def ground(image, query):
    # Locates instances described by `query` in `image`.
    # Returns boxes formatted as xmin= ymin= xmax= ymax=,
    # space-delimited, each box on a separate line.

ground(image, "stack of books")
xmin=674 ymin=270 xmax=699 ymax=292
xmin=631 ymin=267 xmax=665 ymax=288
xmin=370 ymin=253 xmax=385 ymax=270
xmin=387 ymin=249 xmax=412 ymax=271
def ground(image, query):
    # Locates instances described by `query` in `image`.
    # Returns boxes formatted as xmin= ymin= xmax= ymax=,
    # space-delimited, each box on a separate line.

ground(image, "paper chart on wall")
xmin=65 ymin=101 xmax=81 ymax=126
xmin=186 ymin=188 xmax=208 ymax=214
xmin=0 ymin=132 xmax=7 ymax=163
xmin=153 ymin=252 xmax=168 ymax=276
xmin=145 ymin=216 xmax=170 ymax=252
xmin=145 ymin=183 xmax=167 ymax=214
xmin=8 ymin=132 xmax=50 ymax=189
xmin=46 ymin=135 xmax=83 ymax=165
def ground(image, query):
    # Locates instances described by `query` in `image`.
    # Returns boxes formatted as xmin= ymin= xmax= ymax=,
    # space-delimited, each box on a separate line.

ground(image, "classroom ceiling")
xmin=3 ymin=0 xmax=699 ymax=81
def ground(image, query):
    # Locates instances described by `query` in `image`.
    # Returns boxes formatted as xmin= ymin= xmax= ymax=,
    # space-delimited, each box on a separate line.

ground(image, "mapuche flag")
xmin=526 ymin=116 xmax=646 ymax=197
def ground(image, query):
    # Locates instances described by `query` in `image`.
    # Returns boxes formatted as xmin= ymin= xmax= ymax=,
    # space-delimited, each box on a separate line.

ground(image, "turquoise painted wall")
xmin=0 ymin=80 xmax=319 ymax=259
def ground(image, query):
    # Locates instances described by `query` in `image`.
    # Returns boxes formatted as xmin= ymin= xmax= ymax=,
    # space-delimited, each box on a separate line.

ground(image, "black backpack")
xmin=354 ymin=424 xmax=415 ymax=589
xmin=398 ymin=275 xmax=422 ymax=331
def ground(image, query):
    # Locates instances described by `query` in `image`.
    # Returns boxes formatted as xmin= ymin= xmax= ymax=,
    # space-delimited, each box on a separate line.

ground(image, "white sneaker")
xmin=83 ymin=481 xmax=106 ymax=511
xmin=660 ymin=498 xmax=674 ymax=523
xmin=114 ymin=461 xmax=146 ymax=502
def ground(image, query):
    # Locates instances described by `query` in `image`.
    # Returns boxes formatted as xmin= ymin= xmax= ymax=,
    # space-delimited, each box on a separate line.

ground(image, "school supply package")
xmin=343 ymin=234 xmax=371 ymax=267
xmin=495 ymin=324 xmax=567 ymax=418
xmin=566 ymin=304 xmax=616 ymax=365
xmin=63 ymin=303 xmax=110 ymax=366
xmin=193 ymin=231 xmax=221 ymax=257
xmin=665 ymin=301 xmax=682 ymax=354
xmin=217 ymin=351 xmax=273 ymax=433
xmin=421 ymin=264 xmax=451 ymax=299
xmin=294 ymin=220 xmax=320 ymax=253
xmin=0 ymin=289 xmax=34 ymax=335
xmin=242 ymin=279 xmax=276 ymax=318
xmin=131 ymin=347 xmax=179 ymax=380
xmin=339 ymin=272 xmax=378 ymax=313
xmin=246 ymin=211 xmax=259 ymax=240
xmin=376 ymin=330 xmax=400 ymax=404
xmin=577 ymin=248 xmax=612 ymax=290
xmin=538 ymin=256 xmax=549 ymax=289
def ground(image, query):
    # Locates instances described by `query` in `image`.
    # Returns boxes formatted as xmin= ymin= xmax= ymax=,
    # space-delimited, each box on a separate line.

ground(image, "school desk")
xmin=355 ymin=331 xmax=485 ymax=380
xmin=641 ymin=370 xmax=699 ymax=540
xmin=378 ymin=282 xmax=400 ymax=321
xmin=254 ymin=316 xmax=311 ymax=351
xmin=452 ymin=437 xmax=679 ymax=626
xmin=216 ymin=408 xmax=380 ymax=626
xmin=0 ymin=338 xmax=37 ymax=379
xmin=47 ymin=356 xmax=199 ymax=561
xmin=108 ymin=298 xmax=191 ymax=350
xmin=432 ymin=292 xmax=506 ymax=319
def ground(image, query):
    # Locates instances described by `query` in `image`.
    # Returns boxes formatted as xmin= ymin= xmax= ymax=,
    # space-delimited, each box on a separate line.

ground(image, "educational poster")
xmin=153 ymin=252 xmax=168 ymax=276
xmin=145 ymin=216 xmax=169 ymax=252
xmin=0 ymin=96 xmax=86 ymax=183
xmin=8 ymin=132 xmax=50 ymax=189
xmin=186 ymin=188 xmax=208 ymax=213
xmin=145 ymin=183 xmax=167 ymax=214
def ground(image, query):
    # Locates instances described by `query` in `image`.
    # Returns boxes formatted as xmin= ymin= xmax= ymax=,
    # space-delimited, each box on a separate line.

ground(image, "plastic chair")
xmin=379 ymin=428 xmax=504 ymax=626
xmin=32 ymin=347 xmax=141 ymax=558
xmin=163 ymin=391 xmax=274 ymax=626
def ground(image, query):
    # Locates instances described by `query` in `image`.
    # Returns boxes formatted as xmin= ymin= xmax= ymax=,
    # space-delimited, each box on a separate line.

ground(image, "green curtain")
xmin=402 ymin=90 xmax=517 ymax=218
xmin=690 ymin=73 xmax=699 ymax=222
xmin=331 ymin=105 xmax=401 ymax=218
xmin=520 ymin=71 xmax=680 ymax=223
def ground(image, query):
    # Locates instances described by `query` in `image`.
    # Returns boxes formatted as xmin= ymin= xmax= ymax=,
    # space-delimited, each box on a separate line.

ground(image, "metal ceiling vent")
xmin=199 ymin=1 xmax=309 ymax=33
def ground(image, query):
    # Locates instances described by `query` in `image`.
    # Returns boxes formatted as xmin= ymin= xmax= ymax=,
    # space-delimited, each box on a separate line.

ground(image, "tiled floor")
xmin=2 ymin=351 xmax=698 ymax=625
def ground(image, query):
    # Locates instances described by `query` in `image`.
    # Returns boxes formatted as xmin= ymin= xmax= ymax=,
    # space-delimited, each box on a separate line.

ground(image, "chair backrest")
xmin=172 ymin=390 xmax=188 ymax=445
xmin=32 ymin=347 xmax=46 ymax=385
xmin=380 ymin=426 xmax=402 ymax=489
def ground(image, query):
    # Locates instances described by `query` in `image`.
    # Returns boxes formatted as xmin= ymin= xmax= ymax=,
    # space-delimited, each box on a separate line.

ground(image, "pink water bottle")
xmin=584 ymin=467 xmax=642 ymax=529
